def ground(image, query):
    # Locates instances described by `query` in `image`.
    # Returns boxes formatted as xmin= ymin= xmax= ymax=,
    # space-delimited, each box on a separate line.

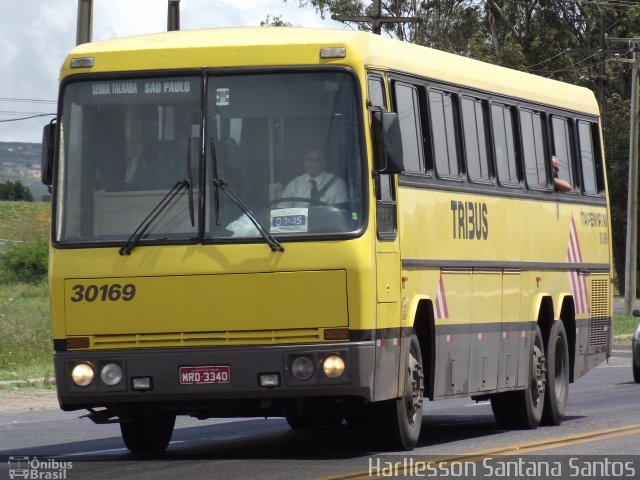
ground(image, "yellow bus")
xmin=42 ymin=27 xmax=612 ymax=453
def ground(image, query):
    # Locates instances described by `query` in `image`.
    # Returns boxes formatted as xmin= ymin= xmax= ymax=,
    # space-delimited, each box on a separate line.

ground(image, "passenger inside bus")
xmin=278 ymin=148 xmax=348 ymax=207
xmin=552 ymin=156 xmax=572 ymax=193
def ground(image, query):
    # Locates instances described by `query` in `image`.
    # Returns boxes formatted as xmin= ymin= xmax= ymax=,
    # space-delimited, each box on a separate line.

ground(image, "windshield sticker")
xmin=90 ymin=80 xmax=193 ymax=96
xmin=216 ymin=88 xmax=230 ymax=106
xmin=270 ymin=208 xmax=308 ymax=234
xmin=144 ymin=80 xmax=192 ymax=94
xmin=92 ymin=82 xmax=138 ymax=96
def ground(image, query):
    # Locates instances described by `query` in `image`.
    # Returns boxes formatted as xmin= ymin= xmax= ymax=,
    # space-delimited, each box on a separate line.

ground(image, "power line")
xmin=0 ymin=113 xmax=56 ymax=123
xmin=0 ymin=110 xmax=53 ymax=116
xmin=525 ymin=48 xmax=573 ymax=69
xmin=0 ymin=97 xmax=56 ymax=104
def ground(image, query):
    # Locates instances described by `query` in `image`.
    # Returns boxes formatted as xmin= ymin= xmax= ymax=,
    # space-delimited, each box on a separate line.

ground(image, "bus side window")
xmin=428 ymin=89 xmax=460 ymax=179
xmin=551 ymin=115 xmax=576 ymax=191
xmin=577 ymin=121 xmax=600 ymax=195
xmin=393 ymin=82 xmax=425 ymax=173
xmin=461 ymin=96 xmax=491 ymax=183
xmin=491 ymin=103 xmax=520 ymax=187
xmin=520 ymin=109 xmax=549 ymax=190
xmin=369 ymin=75 xmax=397 ymax=240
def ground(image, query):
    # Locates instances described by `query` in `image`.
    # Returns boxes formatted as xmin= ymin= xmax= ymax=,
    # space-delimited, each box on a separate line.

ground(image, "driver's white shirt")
xmin=279 ymin=171 xmax=348 ymax=207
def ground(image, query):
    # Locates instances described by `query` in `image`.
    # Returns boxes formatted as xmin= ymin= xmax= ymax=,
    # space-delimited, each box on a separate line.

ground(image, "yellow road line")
xmin=317 ymin=423 xmax=640 ymax=480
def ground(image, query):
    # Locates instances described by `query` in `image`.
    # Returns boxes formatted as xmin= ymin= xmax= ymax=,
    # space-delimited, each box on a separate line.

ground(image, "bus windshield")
xmin=56 ymin=71 xmax=364 ymax=246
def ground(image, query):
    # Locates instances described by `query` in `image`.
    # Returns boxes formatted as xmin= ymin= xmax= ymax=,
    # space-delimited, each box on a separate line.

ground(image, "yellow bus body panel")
xmin=64 ymin=270 xmax=348 ymax=336
xmin=50 ymin=237 xmax=376 ymax=347
xmin=398 ymin=185 xmax=611 ymax=325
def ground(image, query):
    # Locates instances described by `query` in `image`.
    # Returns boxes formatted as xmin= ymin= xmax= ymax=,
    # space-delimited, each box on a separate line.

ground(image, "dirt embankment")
xmin=0 ymin=388 xmax=58 ymax=413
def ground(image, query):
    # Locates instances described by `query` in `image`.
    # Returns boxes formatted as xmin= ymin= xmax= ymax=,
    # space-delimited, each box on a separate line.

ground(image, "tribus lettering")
xmin=450 ymin=200 xmax=488 ymax=240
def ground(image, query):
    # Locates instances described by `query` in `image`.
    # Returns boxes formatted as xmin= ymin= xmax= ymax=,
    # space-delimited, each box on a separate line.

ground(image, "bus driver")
xmin=279 ymin=148 xmax=348 ymax=207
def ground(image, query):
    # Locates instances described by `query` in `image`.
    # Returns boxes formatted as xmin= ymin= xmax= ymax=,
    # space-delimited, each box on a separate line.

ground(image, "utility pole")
xmin=76 ymin=0 xmax=93 ymax=45
xmin=598 ymin=11 xmax=606 ymax=120
xmin=571 ymin=11 xmax=618 ymax=123
xmin=624 ymin=41 xmax=639 ymax=314
xmin=168 ymin=0 xmax=180 ymax=32
xmin=331 ymin=0 xmax=421 ymax=36
xmin=611 ymin=38 xmax=639 ymax=314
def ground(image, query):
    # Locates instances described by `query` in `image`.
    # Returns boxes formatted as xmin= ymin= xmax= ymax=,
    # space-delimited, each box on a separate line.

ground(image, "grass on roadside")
xmin=0 ymin=282 xmax=52 ymax=381
xmin=613 ymin=314 xmax=638 ymax=339
xmin=0 ymin=200 xmax=50 ymax=242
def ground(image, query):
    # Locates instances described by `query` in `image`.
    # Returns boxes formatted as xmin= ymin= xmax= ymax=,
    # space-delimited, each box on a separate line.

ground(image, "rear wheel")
xmin=120 ymin=414 xmax=176 ymax=454
xmin=375 ymin=333 xmax=424 ymax=450
xmin=542 ymin=321 xmax=569 ymax=425
xmin=491 ymin=326 xmax=546 ymax=428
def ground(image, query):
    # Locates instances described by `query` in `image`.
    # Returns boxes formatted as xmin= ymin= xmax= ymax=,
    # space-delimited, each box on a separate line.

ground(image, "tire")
xmin=491 ymin=326 xmax=546 ymax=429
xmin=374 ymin=333 xmax=424 ymax=451
xmin=542 ymin=321 xmax=569 ymax=425
xmin=633 ymin=355 xmax=640 ymax=383
xmin=120 ymin=414 xmax=176 ymax=454
xmin=286 ymin=414 xmax=316 ymax=429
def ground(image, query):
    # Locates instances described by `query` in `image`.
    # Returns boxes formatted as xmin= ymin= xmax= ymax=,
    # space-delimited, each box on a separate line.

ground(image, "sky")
xmin=0 ymin=0 xmax=344 ymax=143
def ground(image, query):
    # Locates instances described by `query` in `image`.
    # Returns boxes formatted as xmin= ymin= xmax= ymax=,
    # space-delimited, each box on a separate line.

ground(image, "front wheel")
xmin=120 ymin=414 xmax=176 ymax=454
xmin=375 ymin=333 xmax=424 ymax=450
xmin=542 ymin=321 xmax=569 ymax=425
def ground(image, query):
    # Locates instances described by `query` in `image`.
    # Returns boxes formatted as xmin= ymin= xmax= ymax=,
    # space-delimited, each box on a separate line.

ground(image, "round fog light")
xmin=322 ymin=355 xmax=345 ymax=378
xmin=291 ymin=357 xmax=314 ymax=380
xmin=100 ymin=363 xmax=123 ymax=386
xmin=71 ymin=363 xmax=94 ymax=387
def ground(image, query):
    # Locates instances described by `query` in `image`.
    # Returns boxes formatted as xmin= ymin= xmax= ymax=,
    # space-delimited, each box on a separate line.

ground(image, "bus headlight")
xmin=322 ymin=355 xmax=345 ymax=378
xmin=100 ymin=363 xmax=124 ymax=386
xmin=71 ymin=363 xmax=95 ymax=387
xmin=291 ymin=357 xmax=314 ymax=380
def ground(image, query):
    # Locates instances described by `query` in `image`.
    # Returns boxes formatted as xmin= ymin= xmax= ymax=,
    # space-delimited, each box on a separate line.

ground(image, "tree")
xmin=0 ymin=180 xmax=34 ymax=202
xmin=261 ymin=14 xmax=294 ymax=27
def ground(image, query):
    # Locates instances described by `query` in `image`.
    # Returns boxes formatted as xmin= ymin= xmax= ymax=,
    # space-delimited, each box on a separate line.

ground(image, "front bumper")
xmin=54 ymin=342 xmax=375 ymax=412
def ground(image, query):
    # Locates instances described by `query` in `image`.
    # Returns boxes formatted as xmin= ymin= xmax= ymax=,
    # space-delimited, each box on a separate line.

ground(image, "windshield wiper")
xmin=119 ymin=140 xmax=196 ymax=256
xmin=119 ymin=179 xmax=190 ymax=256
xmin=210 ymin=139 xmax=284 ymax=253
xmin=186 ymin=137 xmax=195 ymax=227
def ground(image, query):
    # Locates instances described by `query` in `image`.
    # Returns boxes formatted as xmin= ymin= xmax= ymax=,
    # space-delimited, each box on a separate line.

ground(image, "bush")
xmin=0 ymin=241 xmax=48 ymax=283
xmin=0 ymin=180 xmax=34 ymax=201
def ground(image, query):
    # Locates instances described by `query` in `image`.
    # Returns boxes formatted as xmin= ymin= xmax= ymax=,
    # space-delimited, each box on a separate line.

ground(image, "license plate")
xmin=179 ymin=365 xmax=230 ymax=384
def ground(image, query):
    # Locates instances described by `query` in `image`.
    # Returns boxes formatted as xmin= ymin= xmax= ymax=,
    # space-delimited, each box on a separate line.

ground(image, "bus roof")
xmin=64 ymin=27 xmax=599 ymax=116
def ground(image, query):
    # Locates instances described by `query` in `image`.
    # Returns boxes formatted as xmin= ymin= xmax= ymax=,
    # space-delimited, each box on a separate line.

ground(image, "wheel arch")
xmin=558 ymin=295 xmax=577 ymax=383
xmin=534 ymin=294 xmax=555 ymax=342
xmin=410 ymin=297 xmax=436 ymax=401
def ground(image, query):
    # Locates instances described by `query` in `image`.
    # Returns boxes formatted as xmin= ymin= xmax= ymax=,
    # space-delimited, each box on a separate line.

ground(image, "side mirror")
xmin=372 ymin=110 xmax=404 ymax=175
xmin=41 ymin=120 xmax=56 ymax=186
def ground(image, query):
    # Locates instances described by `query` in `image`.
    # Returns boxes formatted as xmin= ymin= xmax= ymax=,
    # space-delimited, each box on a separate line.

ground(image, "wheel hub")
xmin=405 ymin=353 xmax=424 ymax=421
xmin=532 ymin=344 xmax=547 ymax=401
